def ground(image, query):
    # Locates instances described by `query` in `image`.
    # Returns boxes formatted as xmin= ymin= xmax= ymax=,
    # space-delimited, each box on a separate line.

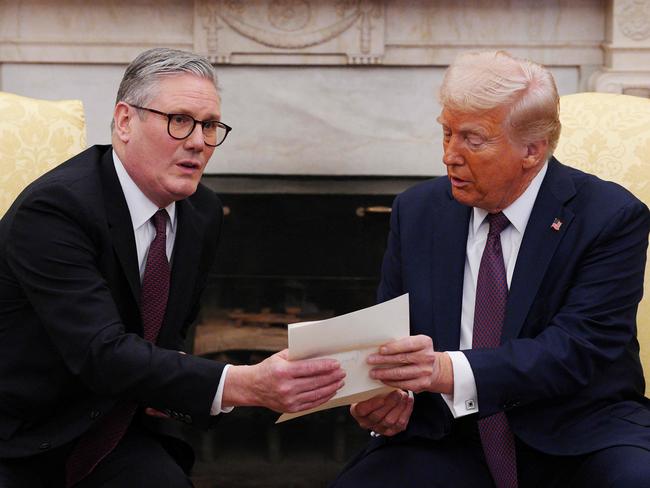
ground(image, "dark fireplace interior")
xmin=182 ymin=175 xmax=425 ymax=488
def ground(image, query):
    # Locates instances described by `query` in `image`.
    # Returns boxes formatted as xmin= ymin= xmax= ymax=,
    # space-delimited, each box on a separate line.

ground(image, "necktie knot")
xmin=152 ymin=209 xmax=168 ymax=237
xmin=487 ymin=212 xmax=510 ymax=237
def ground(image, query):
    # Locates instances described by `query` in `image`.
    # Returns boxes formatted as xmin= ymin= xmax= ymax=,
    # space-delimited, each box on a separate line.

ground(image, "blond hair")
xmin=439 ymin=51 xmax=561 ymax=157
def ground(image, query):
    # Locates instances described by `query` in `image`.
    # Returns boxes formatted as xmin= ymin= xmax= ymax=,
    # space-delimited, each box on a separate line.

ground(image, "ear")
xmin=113 ymin=102 xmax=133 ymax=143
xmin=522 ymin=140 xmax=548 ymax=169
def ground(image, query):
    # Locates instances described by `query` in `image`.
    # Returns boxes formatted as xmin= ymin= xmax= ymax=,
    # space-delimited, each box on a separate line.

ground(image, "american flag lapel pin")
xmin=551 ymin=218 xmax=563 ymax=231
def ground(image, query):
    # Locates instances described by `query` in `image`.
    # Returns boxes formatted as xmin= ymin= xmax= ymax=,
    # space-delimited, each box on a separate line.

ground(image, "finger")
xmin=351 ymin=402 xmax=375 ymax=429
xmin=397 ymin=394 xmax=414 ymax=427
xmin=353 ymin=392 xmax=395 ymax=417
xmin=382 ymin=335 xmax=431 ymax=354
xmin=382 ymin=391 xmax=410 ymax=426
xmin=287 ymin=379 xmax=344 ymax=413
xmin=364 ymin=391 xmax=403 ymax=425
xmin=368 ymin=352 xmax=415 ymax=365
xmin=288 ymin=357 xmax=342 ymax=378
xmin=368 ymin=336 xmax=432 ymax=363
xmin=370 ymin=365 xmax=428 ymax=382
xmin=286 ymin=368 xmax=346 ymax=396
xmin=384 ymin=394 xmax=415 ymax=435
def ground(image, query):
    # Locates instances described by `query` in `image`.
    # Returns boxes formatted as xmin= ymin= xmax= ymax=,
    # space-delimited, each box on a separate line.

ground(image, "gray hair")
xmin=112 ymin=47 xmax=218 ymax=129
xmin=439 ymin=50 xmax=561 ymax=158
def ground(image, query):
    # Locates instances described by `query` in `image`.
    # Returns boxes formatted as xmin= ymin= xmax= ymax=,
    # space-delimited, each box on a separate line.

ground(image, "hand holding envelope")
xmin=277 ymin=294 xmax=410 ymax=422
xmin=350 ymin=389 xmax=414 ymax=437
xmin=349 ymin=333 xmax=454 ymax=436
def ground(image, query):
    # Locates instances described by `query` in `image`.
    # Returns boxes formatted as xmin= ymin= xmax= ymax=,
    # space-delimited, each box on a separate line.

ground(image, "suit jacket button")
xmin=39 ymin=442 xmax=51 ymax=450
xmin=90 ymin=410 xmax=101 ymax=419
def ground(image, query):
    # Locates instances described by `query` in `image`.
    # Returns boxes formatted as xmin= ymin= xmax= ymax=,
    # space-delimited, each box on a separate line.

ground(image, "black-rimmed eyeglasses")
xmin=130 ymin=104 xmax=232 ymax=147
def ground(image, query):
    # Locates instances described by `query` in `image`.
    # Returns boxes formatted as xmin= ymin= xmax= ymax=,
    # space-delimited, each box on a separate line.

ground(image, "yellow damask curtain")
xmin=0 ymin=91 xmax=87 ymax=217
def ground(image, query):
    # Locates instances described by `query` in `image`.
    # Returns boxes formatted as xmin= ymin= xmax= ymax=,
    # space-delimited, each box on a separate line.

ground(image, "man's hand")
xmin=350 ymin=389 xmax=413 ymax=437
xmin=367 ymin=335 xmax=453 ymax=394
xmin=222 ymin=349 xmax=345 ymax=413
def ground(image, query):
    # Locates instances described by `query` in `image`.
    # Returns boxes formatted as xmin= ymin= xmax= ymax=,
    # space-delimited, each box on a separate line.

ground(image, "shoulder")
xmin=182 ymin=182 xmax=224 ymax=242
xmin=395 ymin=176 xmax=450 ymax=207
xmin=550 ymin=158 xmax=647 ymax=216
xmin=187 ymin=182 xmax=223 ymax=216
xmin=549 ymin=158 xmax=650 ymax=236
xmin=4 ymin=145 xmax=110 ymax=220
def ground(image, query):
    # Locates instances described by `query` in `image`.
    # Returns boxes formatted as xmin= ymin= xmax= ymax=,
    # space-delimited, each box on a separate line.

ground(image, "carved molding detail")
xmin=617 ymin=0 xmax=650 ymax=41
xmin=589 ymin=69 xmax=650 ymax=98
xmin=195 ymin=0 xmax=385 ymax=65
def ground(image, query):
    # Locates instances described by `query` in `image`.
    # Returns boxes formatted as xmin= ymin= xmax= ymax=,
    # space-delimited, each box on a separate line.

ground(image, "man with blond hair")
xmin=332 ymin=51 xmax=650 ymax=487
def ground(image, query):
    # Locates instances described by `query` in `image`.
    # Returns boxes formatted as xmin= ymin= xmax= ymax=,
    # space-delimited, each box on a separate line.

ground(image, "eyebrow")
xmin=437 ymin=119 xmax=488 ymax=137
xmin=165 ymin=106 xmax=221 ymax=120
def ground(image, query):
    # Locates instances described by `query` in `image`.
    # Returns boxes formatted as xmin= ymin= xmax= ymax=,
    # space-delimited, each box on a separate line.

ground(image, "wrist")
xmin=435 ymin=352 xmax=454 ymax=395
xmin=222 ymin=364 xmax=257 ymax=408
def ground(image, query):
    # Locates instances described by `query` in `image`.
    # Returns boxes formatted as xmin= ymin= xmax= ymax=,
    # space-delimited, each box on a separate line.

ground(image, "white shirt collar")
xmin=112 ymin=149 xmax=176 ymax=232
xmin=472 ymin=161 xmax=548 ymax=234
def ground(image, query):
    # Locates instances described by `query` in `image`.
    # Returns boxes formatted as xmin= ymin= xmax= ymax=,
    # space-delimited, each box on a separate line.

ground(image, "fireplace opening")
xmin=183 ymin=175 xmax=426 ymax=488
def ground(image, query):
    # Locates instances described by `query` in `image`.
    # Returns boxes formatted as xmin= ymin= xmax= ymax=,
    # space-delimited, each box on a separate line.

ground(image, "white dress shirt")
xmin=441 ymin=162 xmax=548 ymax=417
xmin=112 ymin=151 xmax=230 ymax=416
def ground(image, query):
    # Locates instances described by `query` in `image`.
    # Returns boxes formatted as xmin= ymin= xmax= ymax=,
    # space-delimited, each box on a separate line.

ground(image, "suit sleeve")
xmin=464 ymin=197 xmax=650 ymax=416
xmin=5 ymin=183 xmax=223 ymax=423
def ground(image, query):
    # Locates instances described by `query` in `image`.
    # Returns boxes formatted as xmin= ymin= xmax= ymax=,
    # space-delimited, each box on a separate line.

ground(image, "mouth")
xmin=448 ymin=175 xmax=470 ymax=188
xmin=177 ymin=160 xmax=202 ymax=172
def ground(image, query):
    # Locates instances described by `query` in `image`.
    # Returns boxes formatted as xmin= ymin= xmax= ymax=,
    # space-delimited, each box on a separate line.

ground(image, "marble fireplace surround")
xmin=1 ymin=0 xmax=649 ymax=176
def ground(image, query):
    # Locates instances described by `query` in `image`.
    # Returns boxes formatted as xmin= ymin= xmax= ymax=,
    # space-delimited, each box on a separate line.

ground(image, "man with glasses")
xmin=0 ymin=48 xmax=344 ymax=487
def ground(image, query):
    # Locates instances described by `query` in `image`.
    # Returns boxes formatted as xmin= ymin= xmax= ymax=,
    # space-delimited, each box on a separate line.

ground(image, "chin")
xmin=169 ymin=183 xmax=200 ymax=201
xmin=450 ymin=188 xmax=476 ymax=207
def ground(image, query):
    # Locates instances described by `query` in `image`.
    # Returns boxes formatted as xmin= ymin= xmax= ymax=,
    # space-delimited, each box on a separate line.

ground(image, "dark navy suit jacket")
xmin=0 ymin=145 xmax=225 ymax=457
xmin=378 ymin=157 xmax=650 ymax=455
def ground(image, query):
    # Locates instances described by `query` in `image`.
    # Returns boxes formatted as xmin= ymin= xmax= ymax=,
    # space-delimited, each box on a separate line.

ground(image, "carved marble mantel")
xmin=195 ymin=0 xmax=385 ymax=65
xmin=0 ymin=0 xmax=648 ymax=175
xmin=590 ymin=0 xmax=650 ymax=96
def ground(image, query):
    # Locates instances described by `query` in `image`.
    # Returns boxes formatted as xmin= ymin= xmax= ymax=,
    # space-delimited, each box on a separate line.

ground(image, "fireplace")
xmin=182 ymin=174 xmax=425 ymax=488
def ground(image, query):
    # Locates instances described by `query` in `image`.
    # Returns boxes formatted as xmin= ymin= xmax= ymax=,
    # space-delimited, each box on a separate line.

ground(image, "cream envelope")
xmin=277 ymin=293 xmax=409 ymax=423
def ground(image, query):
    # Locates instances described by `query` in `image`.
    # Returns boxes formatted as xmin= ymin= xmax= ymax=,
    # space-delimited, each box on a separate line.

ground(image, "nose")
xmin=184 ymin=122 xmax=205 ymax=151
xmin=442 ymin=136 xmax=463 ymax=167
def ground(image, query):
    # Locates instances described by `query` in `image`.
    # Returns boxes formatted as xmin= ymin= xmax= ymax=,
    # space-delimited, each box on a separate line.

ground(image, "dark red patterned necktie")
xmin=472 ymin=212 xmax=518 ymax=488
xmin=65 ymin=209 xmax=170 ymax=487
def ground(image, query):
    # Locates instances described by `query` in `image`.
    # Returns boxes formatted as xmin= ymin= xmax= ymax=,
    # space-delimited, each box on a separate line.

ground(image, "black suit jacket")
xmin=377 ymin=158 xmax=650 ymax=455
xmin=0 ymin=145 xmax=225 ymax=457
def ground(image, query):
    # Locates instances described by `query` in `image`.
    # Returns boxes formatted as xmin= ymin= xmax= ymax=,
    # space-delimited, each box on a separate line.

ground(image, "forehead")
xmin=437 ymin=106 xmax=507 ymax=133
xmin=150 ymin=73 xmax=221 ymax=117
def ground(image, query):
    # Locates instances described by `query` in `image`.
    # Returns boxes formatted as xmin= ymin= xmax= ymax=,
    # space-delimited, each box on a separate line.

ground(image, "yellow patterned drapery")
xmin=0 ymin=91 xmax=86 ymax=217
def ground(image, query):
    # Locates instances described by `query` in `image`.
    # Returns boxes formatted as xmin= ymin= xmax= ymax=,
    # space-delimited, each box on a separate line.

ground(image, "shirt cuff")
xmin=210 ymin=364 xmax=235 ymax=416
xmin=440 ymin=351 xmax=478 ymax=418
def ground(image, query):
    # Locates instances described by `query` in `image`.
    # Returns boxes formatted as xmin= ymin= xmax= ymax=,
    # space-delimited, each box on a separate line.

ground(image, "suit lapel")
xmin=100 ymin=150 xmax=141 ymax=302
xmin=502 ymin=158 xmax=576 ymax=341
xmin=432 ymin=186 xmax=471 ymax=351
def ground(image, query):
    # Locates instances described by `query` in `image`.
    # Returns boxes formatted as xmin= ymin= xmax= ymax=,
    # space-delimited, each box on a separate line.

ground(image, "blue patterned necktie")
xmin=65 ymin=209 xmax=170 ymax=487
xmin=472 ymin=212 xmax=518 ymax=488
